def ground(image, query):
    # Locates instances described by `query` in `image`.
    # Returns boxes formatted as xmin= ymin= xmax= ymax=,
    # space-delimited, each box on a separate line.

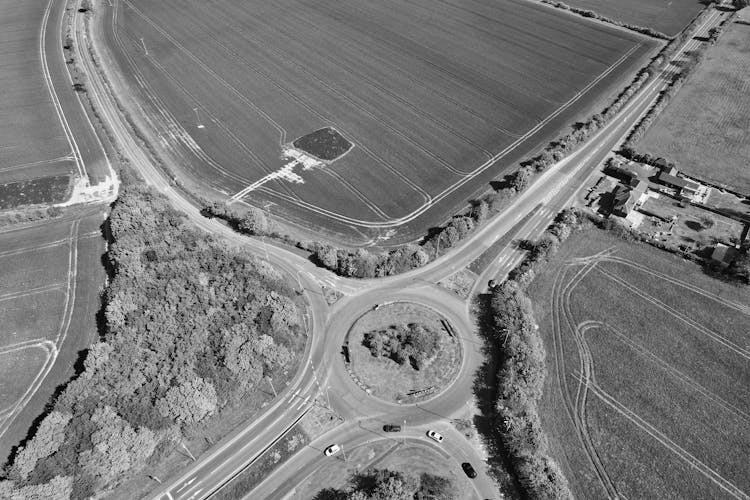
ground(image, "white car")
xmin=427 ymin=430 xmax=444 ymax=443
xmin=324 ymin=444 xmax=341 ymax=456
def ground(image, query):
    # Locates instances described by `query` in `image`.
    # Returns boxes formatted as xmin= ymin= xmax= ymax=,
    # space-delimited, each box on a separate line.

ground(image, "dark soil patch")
xmin=292 ymin=127 xmax=352 ymax=161
xmin=0 ymin=175 xmax=71 ymax=209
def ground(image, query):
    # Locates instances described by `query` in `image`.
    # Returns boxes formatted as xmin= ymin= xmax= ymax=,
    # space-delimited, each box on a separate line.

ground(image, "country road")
xmin=62 ymin=1 xmax=730 ymax=498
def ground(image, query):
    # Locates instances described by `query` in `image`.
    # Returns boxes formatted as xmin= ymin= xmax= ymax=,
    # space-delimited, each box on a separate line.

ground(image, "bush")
xmin=362 ymin=323 xmax=440 ymax=370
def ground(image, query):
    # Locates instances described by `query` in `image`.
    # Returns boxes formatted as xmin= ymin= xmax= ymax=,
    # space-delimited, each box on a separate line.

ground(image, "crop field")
xmin=550 ymin=0 xmax=705 ymax=36
xmin=105 ymin=0 xmax=656 ymax=240
xmin=637 ymin=18 xmax=750 ymax=194
xmin=0 ymin=0 xmax=80 ymax=187
xmin=0 ymin=0 xmax=112 ymax=206
xmin=527 ymin=229 xmax=750 ymax=499
xmin=0 ymin=214 xmax=105 ymax=464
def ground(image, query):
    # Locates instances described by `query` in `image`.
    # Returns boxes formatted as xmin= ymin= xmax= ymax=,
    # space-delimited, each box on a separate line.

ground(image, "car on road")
xmin=324 ymin=444 xmax=341 ymax=456
xmin=426 ymin=430 xmax=443 ymax=443
xmin=383 ymin=424 xmax=402 ymax=432
xmin=462 ymin=462 xmax=477 ymax=478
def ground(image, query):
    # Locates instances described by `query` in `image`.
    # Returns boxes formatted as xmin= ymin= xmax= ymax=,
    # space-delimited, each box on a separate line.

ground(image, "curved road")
xmin=61 ymin=2 xmax=729 ymax=499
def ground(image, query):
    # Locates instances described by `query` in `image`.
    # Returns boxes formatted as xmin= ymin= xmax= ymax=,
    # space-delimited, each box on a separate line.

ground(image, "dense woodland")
xmin=0 ymin=182 xmax=303 ymax=498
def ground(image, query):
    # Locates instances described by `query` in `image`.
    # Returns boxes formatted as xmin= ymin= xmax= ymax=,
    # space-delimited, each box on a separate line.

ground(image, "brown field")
xmin=552 ymin=0 xmax=705 ymax=36
xmin=0 ymin=214 xmax=106 ymax=465
xmin=527 ymin=228 xmax=750 ymax=499
xmin=102 ymin=0 xmax=656 ymax=241
xmin=637 ymin=19 xmax=750 ymax=194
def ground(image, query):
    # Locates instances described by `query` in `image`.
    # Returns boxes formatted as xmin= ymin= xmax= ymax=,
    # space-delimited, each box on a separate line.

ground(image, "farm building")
xmin=657 ymin=171 xmax=702 ymax=200
xmin=612 ymin=179 xmax=647 ymax=217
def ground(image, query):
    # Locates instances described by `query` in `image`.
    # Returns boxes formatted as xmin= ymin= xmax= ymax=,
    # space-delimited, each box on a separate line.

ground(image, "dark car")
xmin=462 ymin=462 xmax=477 ymax=478
xmin=383 ymin=424 xmax=402 ymax=432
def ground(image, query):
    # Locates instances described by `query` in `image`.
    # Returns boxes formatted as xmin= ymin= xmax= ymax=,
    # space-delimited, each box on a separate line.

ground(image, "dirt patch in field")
xmin=292 ymin=127 xmax=353 ymax=162
xmin=345 ymin=302 xmax=461 ymax=404
xmin=0 ymin=175 xmax=72 ymax=209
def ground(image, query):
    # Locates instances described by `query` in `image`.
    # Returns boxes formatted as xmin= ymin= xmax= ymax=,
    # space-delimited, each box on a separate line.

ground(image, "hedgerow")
xmin=485 ymin=208 xmax=584 ymax=499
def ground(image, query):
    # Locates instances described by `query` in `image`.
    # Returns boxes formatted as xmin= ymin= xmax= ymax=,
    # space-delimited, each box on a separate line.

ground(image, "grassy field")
xmin=549 ymin=0 xmax=705 ymax=36
xmin=106 ymin=0 xmax=655 ymax=238
xmin=0 ymin=214 xmax=105 ymax=465
xmin=637 ymin=18 xmax=750 ymax=194
xmin=346 ymin=302 xmax=461 ymax=403
xmin=527 ymin=228 xmax=750 ymax=499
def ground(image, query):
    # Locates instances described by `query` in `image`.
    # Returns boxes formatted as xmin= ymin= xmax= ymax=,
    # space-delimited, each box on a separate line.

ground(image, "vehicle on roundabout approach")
xmin=462 ymin=462 xmax=477 ymax=478
xmin=324 ymin=444 xmax=341 ymax=457
xmin=427 ymin=430 xmax=444 ymax=442
xmin=383 ymin=424 xmax=402 ymax=432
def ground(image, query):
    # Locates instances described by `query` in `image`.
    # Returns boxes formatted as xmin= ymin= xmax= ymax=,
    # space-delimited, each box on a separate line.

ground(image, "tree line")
xmin=1 ymin=179 xmax=303 ymax=498
xmin=482 ymin=209 xmax=583 ymax=499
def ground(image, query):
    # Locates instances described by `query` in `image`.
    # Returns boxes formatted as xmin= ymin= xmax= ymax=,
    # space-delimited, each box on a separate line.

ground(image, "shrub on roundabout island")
xmin=362 ymin=323 xmax=440 ymax=371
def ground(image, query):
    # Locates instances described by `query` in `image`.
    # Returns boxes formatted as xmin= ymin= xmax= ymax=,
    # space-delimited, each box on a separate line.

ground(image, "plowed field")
xmin=528 ymin=229 xmax=750 ymax=499
xmin=106 ymin=0 xmax=656 ymax=241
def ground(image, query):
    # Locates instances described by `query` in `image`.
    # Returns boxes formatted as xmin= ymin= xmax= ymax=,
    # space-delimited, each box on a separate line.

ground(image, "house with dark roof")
xmin=612 ymin=180 xmax=647 ymax=217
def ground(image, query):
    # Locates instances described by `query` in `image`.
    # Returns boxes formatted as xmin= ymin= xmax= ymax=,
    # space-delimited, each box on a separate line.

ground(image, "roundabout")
xmin=344 ymin=301 xmax=463 ymax=405
xmin=321 ymin=284 xmax=484 ymax=425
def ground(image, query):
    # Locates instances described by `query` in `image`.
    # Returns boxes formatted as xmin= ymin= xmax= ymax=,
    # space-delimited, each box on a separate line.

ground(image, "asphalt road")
xmin=65 ymin=3 xmax=729 ymax=499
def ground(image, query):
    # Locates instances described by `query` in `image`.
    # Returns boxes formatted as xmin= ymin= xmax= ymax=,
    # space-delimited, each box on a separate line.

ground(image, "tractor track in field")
xmin=549 ymin=261 xmax=620 ymax=499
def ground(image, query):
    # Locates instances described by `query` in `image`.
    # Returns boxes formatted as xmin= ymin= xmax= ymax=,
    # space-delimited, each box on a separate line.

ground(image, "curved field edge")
xmin=526 ymin=226 xmax=750 ymax=499
xmin=94 ymin=0 xmax=657 ymax=242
